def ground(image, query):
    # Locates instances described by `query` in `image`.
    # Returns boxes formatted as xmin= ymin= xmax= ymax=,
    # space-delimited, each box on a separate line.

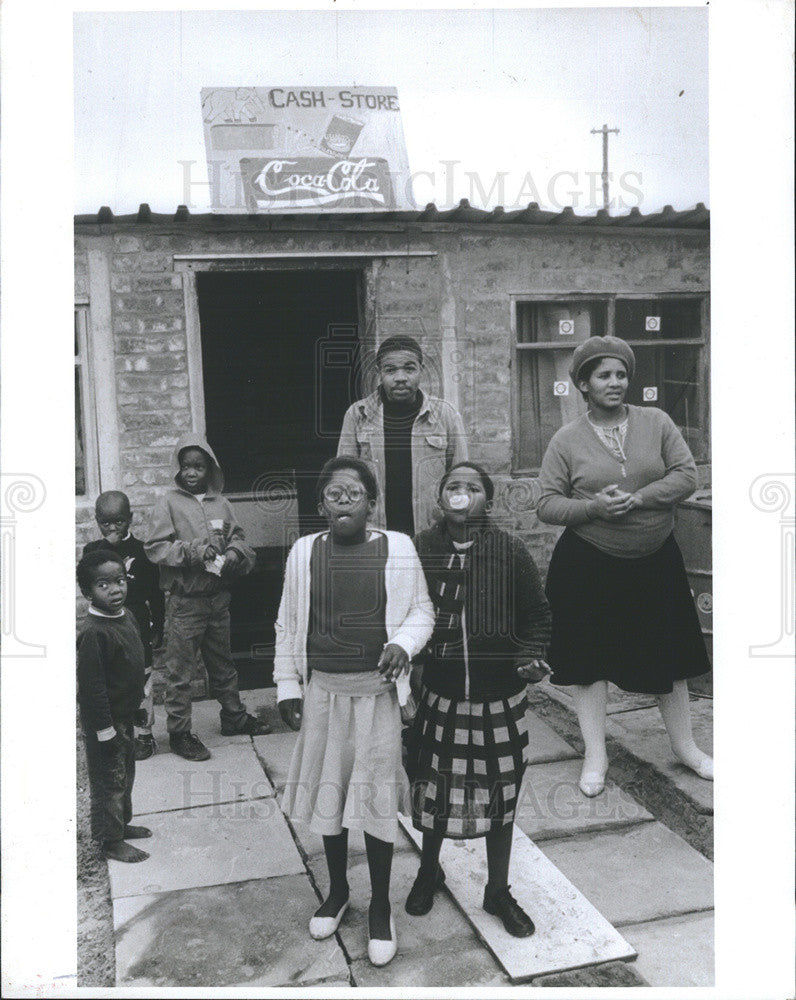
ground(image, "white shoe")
xmin=368 ymin=915 xmax=397 ymax=967
xmin=309 ymin=899 xmax=349 ymax=940
xmin=681 ymin=754 xmax=714 ymax=781
xmin=579 ymin=760 xmax=608 ymax=798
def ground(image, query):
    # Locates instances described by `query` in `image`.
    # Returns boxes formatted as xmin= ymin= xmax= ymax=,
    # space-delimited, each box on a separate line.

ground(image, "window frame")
xmin=510 ymin=291 xmax=709 ymax=475
xmin=75 ymin=302 xmax=100 ymax=498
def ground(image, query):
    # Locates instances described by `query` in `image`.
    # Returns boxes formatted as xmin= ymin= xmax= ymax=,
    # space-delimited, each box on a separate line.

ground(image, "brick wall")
xmin=74 ymin=218 xmax=709 ymax=600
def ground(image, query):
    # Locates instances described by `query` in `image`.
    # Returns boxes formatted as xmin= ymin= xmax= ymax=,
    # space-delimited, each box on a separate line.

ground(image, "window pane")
xmin=628 ymin=344 xmax=706 ymax=460
xmin=517 ymin=301 xmax=605 ymax=344
xmin=75 ymin=310 xmax=81 ymax=356
xmin=615 ymin=298 xmax=701 ymax=341
xmin=75 ymin=367 xmax=86 ymax=496
xmin=517 ymin=350 xmax=586 ymax=468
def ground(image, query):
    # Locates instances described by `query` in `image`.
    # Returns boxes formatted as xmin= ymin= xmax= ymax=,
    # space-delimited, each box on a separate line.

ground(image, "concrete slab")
xmin=132 ymin=742 xmax=274 ymax=816
xmin=350 ymin=942 xmax=508 ymax=988
xmin=607 ymin=700 xmax=714 ymax=813
xmin=252 ymin=731 xmax=298 ymax=791
xmin=148 ymin=689 xmax=276 ymax=751
xmin=108 ymin=800 xmax=304 ymax=898
xmin=515 ymin=758 xmax=653 ymax=841
xmin=400 ymin=817 xmax=635 ymax=981
xmin=113 ymin=875 xmax=348 ymax=987
xmin=307 ymin=847 xmax=478 ymax=963
xmin=525 ymin=713 xmax=580 ymax=764
xmin=539 ymin=821 xmax=713 ymax=926
xmin=621 ymin=910 xmax=714 ymax=987
xmin=541 ymin=680 xmax=658 ymax=715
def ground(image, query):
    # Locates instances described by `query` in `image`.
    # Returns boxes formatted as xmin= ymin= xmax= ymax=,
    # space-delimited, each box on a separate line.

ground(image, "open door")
xmin=197 ymin=268 xmax=362 ymax=686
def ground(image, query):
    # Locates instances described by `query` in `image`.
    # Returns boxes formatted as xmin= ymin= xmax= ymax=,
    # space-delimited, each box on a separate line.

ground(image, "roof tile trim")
xmin=75 ymin=199 xmax=709 ymax=229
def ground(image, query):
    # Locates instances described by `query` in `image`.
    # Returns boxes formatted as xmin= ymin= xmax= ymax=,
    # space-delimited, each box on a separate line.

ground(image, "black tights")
xmin=315 ymin=829 xmax=394 ymax=939
xmin=419 ymin=822 xmax=514 ymax=892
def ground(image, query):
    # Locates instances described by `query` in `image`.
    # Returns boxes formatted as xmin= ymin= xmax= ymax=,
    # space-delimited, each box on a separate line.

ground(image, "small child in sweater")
xmin=77 ymin=549 xmax=151 ymax=863
xmin=83 ymin=490 xmax=165 ymax=760
xmin=144 ymin=434 xmax=270 ymax=761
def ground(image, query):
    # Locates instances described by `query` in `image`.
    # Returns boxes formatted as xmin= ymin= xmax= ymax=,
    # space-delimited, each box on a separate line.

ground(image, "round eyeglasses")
xmin=322 ymin=484 xmax=367 ymax=504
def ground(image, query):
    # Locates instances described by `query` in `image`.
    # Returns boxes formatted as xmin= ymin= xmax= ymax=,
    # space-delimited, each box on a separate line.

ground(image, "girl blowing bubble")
xmin=407 ymin=463 xmax=552 ymax=936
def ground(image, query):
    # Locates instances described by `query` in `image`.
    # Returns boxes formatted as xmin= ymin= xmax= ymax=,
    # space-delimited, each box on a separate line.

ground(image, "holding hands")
xmin=590 ymin=485 xmax=643 ymax=520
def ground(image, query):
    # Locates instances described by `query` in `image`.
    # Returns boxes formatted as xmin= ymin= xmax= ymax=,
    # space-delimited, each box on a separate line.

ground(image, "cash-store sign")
xmin=201 ymin=86 xmax=411 ymax=213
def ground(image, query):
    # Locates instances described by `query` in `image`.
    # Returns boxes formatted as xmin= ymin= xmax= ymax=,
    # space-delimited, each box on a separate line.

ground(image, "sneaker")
xmin=134 ymin=734 xmax=156 ymax=761
xmin=220 ymin=713 xmax=272 ymax=737
xmin=169 ymin=731 xmax=211 ymax=761
xmin=483 ymin=884 xmax=535 ymax=937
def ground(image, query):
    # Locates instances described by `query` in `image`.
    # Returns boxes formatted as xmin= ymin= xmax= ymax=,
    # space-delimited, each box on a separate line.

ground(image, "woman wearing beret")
xmin=537 ymin=336 xmax=712 ymax=797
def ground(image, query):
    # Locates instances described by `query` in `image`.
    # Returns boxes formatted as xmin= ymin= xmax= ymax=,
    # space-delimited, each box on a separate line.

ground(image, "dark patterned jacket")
xmin=413 ymin=521 xmax=551 ymax=701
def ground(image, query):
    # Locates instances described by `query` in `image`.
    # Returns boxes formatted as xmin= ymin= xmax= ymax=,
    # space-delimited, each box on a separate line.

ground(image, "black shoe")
xmin=134 ymin=734 xmax=156 ymax=761
xmin=169 ymin=731 xmax=211 ymax=761
xmin=405 ymin=865 xmax=446 ymax=916
xmin=221 ymin=713 xmax=272 ymax=737
xmin=483 ymin=884 xmax=535 ymax=937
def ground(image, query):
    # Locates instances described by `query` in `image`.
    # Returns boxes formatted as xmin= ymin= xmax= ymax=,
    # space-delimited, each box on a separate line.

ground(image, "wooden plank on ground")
xmin=398 ymin=816 xmax=636 ymax=981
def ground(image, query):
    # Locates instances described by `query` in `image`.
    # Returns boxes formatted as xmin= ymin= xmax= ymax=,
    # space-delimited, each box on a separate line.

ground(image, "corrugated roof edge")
xmin=76 ymin=198 xmax=709 ymax=229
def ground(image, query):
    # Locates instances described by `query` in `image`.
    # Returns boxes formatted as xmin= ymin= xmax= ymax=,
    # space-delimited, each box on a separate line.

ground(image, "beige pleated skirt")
xmin=282 ymin=670 xmax=410 ymax=844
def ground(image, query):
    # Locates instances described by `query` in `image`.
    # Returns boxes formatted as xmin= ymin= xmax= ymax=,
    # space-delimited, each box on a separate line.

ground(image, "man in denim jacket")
xmin=337 ymin=336 xmax=468 ymax=536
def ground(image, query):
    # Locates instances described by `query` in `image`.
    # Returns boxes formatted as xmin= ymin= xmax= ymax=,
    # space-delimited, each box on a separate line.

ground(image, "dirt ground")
xmin=76 ymin=717 xmax=116 ymax=987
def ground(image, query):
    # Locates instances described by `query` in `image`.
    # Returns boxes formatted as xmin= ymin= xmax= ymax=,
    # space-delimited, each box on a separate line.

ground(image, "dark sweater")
xmin=306 ymin=533 xmax=388 ymax=673
xmin=77 ymin=610 xmax=146 ymax=733
xmin=413 ymin=522 xmax=552 ymax=701
xmin=381 ymin=387 xmax=423 ymax=536
xmin=83 ymin=535 xmax=165 ymax=664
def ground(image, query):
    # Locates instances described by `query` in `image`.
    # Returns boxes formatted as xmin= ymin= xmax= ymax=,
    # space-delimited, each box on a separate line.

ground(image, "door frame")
xmin=173 ymin=250 xmax=438 ymax=440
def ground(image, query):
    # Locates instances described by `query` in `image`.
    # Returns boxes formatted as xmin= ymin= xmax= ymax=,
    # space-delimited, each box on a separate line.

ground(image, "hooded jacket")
xmin=144 ymin=434 xmax=255 ymax=596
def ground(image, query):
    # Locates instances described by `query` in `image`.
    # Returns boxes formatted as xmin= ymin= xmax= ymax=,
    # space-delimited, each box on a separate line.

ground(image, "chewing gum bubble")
xmin=448 ymin=494 xmax=470 ymax=510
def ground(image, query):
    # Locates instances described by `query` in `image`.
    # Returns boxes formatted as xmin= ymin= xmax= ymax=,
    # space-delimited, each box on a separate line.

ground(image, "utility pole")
xmin=590 ymin=124 xmax=620 ymax=212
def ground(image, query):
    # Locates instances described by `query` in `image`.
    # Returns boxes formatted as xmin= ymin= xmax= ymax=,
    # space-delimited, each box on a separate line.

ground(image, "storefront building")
xmin=75 ymin=200 xmax=710 ymax=676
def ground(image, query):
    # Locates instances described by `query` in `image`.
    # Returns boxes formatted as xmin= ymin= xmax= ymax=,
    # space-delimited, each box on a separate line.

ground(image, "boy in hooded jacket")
xmin=145 ymin=434 xmax=270 ymax=760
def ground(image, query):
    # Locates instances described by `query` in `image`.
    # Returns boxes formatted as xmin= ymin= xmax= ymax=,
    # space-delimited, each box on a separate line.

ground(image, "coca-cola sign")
xmin=241 ymin=156 xmax=394 ymax=210
xmin=201 ymin=86 xmax=411 ymax=213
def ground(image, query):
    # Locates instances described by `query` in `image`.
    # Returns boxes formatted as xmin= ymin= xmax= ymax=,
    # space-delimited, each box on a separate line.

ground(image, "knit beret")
xmin=570 ymin=336 xmax=636 ymax=383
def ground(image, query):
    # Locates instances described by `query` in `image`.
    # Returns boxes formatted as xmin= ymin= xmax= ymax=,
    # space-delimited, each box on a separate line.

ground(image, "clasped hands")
xmin=279 ymin=643 xmax=410 ymax=731
xmin=590 ymin=484 xmax=643 ymax=520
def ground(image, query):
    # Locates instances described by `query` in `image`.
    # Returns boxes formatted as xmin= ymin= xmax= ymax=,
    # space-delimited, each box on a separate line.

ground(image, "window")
xmin=75 ymin=305 xmax=99 ymax=497
xmin=513 ymin=294 xmax=708 ymax=472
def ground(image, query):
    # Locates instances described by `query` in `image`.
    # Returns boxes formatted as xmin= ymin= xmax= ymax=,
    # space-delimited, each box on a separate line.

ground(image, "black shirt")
xmin=381 ymin=387 xmax=423 ymax=536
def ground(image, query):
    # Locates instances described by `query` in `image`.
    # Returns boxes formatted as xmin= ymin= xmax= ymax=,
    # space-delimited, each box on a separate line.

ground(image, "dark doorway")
xmin=197 ymin=269 xmax=362 ymax=687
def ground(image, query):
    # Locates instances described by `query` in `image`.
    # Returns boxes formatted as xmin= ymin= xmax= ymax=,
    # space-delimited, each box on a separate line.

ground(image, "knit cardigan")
xmin=414 ymin=522 xmax=552 ymax=701
xmin=273 ymin=529 xmax=434 ymax=705
xmin=536 ymin=406 xmax=698 ymax=558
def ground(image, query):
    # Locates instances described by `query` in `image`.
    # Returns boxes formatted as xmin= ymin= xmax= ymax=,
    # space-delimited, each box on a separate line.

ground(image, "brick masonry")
xmin=74 ymin=219 xmax=709 ymax=609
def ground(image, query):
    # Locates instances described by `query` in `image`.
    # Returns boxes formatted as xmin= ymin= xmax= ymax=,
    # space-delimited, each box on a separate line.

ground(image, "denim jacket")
xmin=337 ymin=389 xmax=468 ymax=531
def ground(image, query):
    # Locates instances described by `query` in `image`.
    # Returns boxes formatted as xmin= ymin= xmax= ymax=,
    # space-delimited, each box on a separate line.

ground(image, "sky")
xmin=74 ymin=6 xmax=709 ymax=216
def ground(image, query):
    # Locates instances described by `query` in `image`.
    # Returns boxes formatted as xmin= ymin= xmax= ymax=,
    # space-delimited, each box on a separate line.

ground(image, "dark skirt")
xmin=410 ymin=686 xmax=528 ymax=839
xmin=545 ymin=529 xmax=710 ymax=694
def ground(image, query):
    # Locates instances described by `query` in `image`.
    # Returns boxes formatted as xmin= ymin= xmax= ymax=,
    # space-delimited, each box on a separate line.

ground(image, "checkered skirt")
xmin=410 ymin=686 xmax=529 ymax=838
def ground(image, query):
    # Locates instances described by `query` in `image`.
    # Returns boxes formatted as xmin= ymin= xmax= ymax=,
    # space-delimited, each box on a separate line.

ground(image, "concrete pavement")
xmin=107 ymin=684 xmax=713 ymax=988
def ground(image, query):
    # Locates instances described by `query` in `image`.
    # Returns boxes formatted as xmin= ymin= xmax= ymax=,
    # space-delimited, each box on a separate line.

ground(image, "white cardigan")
xmin=273 ymin=529 xmax=435 ymax=705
